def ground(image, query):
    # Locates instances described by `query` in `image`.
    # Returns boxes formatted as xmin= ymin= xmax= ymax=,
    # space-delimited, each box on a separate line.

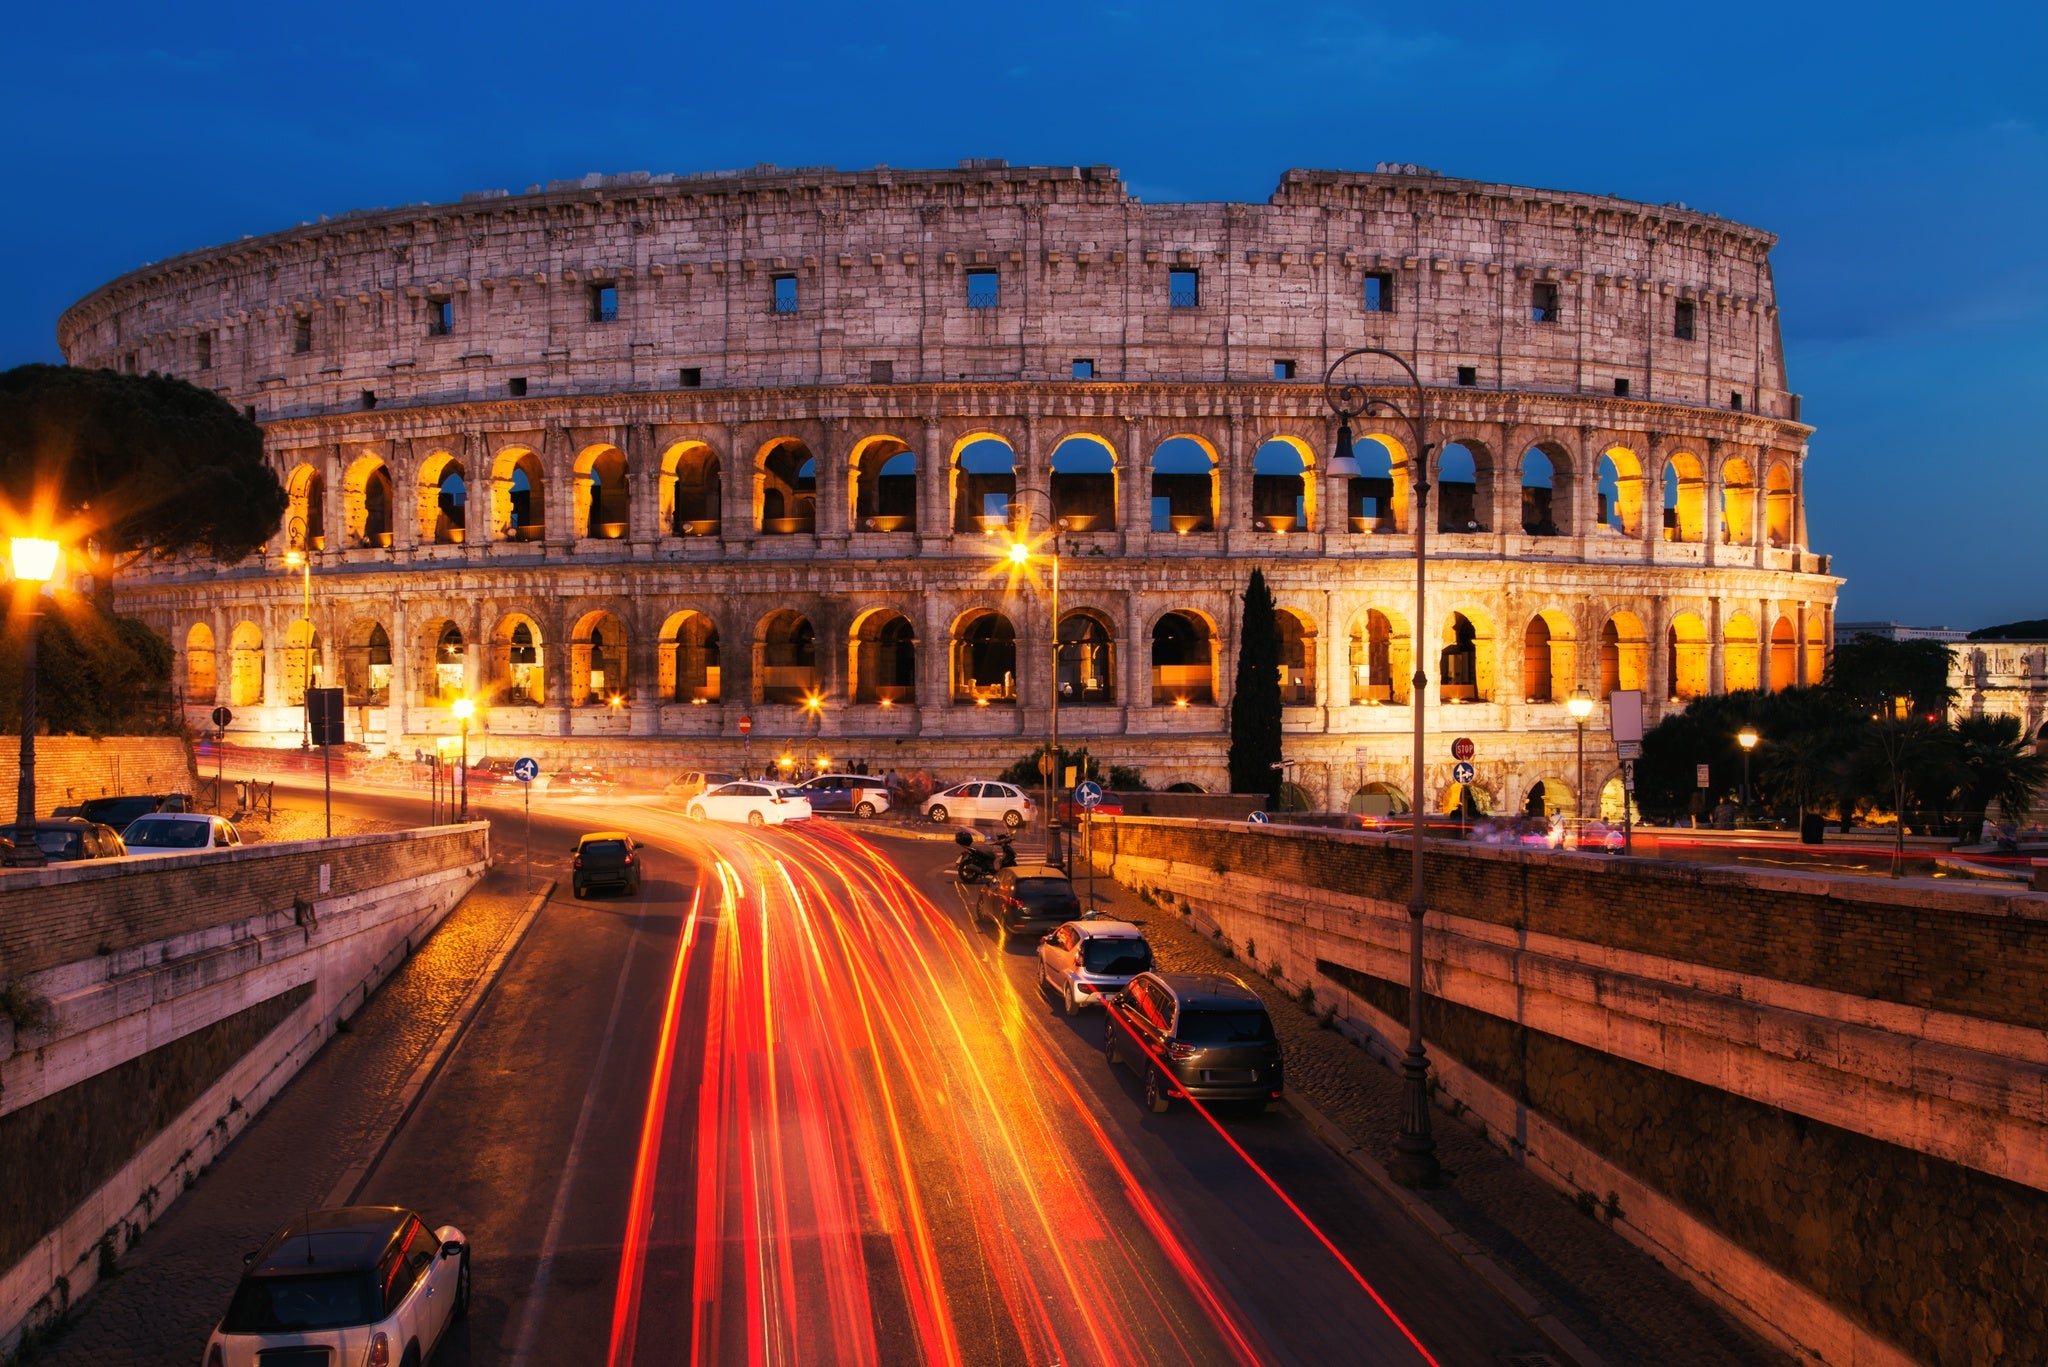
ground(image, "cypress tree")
xmin=1227 ymin=568 xmax=1284 ymax=799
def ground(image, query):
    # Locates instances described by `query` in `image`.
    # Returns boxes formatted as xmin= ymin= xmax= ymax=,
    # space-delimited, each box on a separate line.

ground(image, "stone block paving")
xmin=28 ymin=869 xmax=538 ymax=1366
xmin=1094 ymin=877 xmax=1794 ymax=1367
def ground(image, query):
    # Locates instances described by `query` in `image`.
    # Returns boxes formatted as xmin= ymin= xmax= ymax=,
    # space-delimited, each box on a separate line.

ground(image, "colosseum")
xmin=58 ymin=160 xmax=1837 ymax=814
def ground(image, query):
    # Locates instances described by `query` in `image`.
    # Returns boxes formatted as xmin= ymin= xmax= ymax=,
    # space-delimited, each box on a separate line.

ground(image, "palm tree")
xmin=1951 ymin=715 xmax=2048 ymax=844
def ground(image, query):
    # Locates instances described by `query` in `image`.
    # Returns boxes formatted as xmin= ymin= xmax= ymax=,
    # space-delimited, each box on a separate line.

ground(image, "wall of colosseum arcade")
xmin=61 ymin=162 xmax=1837 ymax=810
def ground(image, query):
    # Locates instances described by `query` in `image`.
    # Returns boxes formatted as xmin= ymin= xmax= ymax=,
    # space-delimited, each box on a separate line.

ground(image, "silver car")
xmin=1037 ymin=919 xmax=1155 ymax=1016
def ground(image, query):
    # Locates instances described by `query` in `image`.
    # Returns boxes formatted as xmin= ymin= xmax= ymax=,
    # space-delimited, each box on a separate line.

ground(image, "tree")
xmin=1227 ymin=568 xmax=1283 ymax=800
xmin=0 ymin=364 xmax=286 ymax=593
xmin=1824 ymin=634 xmax=1956 ymax=720
xmin=1950 ymin=715 xmax=2048 ymax=842
xmin=0 ymin=593 xmax=175 ymax=737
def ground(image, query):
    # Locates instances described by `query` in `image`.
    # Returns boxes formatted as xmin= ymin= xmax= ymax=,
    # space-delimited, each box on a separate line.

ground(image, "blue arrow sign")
xmin=1247 ymin=810 xmax=1269 ymax=824
xmin=1452 ymin=761 xmax=1476 ymax=785
xmin=513 ymin=756 xmax=540 ymax=783
xmin=1073 ymin=780 xmax=1104 ymax=808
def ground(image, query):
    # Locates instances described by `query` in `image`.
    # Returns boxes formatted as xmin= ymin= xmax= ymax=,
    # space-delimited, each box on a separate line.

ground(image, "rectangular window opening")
xmin=772 ymin=274 xmax=799 ymax=314
xmin=1363 ymin=272 xmax=1393 ymax=313
xmin=869 ymin=359 xmax=894 ymax=384
xmin=966 ymin=269 xmax=1000 ymax=310
xmin=293 ymin=316 xmax=313 ymax=353
xmin=1168 ymin=268 xmax=1200 ymax=308
xmin=1273 ymin=359 xmax=1297 ymax=381
xmin=1530 ymin=282 xmax=1560 ymax=324
xmin=1730 ymin=391 xmax=1743 ymax=411
xmin=591 ymin=285 xmax=618 ymax=323
xmin=197 ymin=332 xmax=213 ymax=371
xmin=1614 ymin=377 xmax=1631 ymax=398
xmin=1674 ymin=299 xmax=1696 ymax=341
xmin=1457 ymin=366 xmax=1478 ymax=387
xmin=1071 ymin=359 xmax=1096 ymax=380
xmin=360 ymin=389 xmax=377 ymax=410
xmin=679 ymin=367 xmax=702 ymax=388
xmin=243 ymin=405 xmax=258 ymax=424
xmin=428 ymin=298 xmax=454 ymax=336
xmin=507 ymin=376 xmax=528 ymax=397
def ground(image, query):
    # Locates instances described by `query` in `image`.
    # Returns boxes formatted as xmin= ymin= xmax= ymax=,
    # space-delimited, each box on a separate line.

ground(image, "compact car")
xmin=2 ymin=818 xmax=127 ymax=865
xmin=121 ymin=812 xmax=243 ymax=858
xmin=687 ymin=781 xmax=813 ymax=827
xmin=1103 ymin=972 xmax=1284 ymax=1114
xmin=791 ymin=773 xmax=892 ymax=817
xmin=988 ymin=864 xmax=1082 ymax=935
xmin=1037 ymin=919 xmax=1154 ymax=1015
xmin=572 ymin=831 xmax=644 ymax=898
xmin=922 ymin=781 xmax=1036 ymax=830
xmin=666 ymin=769 xmax=739 ymax=798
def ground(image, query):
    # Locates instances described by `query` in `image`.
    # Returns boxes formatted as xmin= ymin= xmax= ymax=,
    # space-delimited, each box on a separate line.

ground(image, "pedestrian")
xmin=885 ymin=768 xmax=902 ymax=804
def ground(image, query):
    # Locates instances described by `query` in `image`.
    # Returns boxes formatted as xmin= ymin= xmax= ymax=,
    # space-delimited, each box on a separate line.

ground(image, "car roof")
xmin=1008 ymin=864 xmax=1070 ymax=881
xmin=578 ymin=830 xmax=631 ymax=842
xmin=129 ymin=811 xmax=211 ymax=822
xmin=249 ymin=1207 xmax=413 ymax=1277
xmin=1067 ymin=919 xmax=1144 ymax=939
xmin=1146 ymin=972 xmax=1266 ymax=1009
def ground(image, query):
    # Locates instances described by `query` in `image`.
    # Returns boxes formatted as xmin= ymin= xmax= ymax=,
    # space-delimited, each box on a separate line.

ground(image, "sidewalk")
xmin=1082 ymin=871 xmax=1792 ymax=1367
xmin=25 ymin=869 xmax=541 ymax=1366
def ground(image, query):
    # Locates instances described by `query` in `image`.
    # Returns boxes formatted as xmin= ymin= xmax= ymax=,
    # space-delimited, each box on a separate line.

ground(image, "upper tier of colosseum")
xmin=58 ymin=162 xmax=1791 ymax=423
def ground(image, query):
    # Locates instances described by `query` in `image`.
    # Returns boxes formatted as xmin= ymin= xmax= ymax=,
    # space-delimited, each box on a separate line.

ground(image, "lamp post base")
xmin=1388 ymin=1044 xmax=1441 ymax=1188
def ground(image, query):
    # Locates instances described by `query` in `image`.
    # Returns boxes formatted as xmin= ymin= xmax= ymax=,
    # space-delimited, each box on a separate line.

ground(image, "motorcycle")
xmin=954 ymin=829 xmax=1017 ymax=884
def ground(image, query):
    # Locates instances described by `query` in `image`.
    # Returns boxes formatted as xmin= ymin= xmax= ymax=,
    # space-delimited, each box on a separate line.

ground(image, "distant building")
xmin=1953 ymin=638 xmax=2048 ymax=742
xmin=1834 ymin=621 xmax=1970 ymax=645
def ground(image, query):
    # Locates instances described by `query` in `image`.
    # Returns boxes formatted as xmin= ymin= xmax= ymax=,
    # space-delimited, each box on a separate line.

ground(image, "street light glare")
xmin=1738 ymin=727 xmax=1759 ymax=750
xmin=9 ymin=537 xmax=60 ymax=584
xmin=451 ymin=697 xmax=475 ymax=721
xmin=1008 ymin=541 xmax=1030 ymax=565
xmin=1566 ymin=690 xmax=1594 ymax=722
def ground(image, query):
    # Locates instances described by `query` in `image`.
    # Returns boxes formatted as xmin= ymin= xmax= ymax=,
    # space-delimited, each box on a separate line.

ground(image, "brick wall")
xmin=0 ymin=736 xmax=193 ymax=819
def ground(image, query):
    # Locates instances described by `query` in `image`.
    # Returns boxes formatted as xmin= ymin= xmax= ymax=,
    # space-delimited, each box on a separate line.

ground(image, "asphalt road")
xmin=267 ymin=780 xmax=1546 ymax=1365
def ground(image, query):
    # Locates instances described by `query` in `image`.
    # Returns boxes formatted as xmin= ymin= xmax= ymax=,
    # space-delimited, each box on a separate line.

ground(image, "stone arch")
xmin=659 ymin=609 xmax=722 ymax=703
xmin=1151 ymin=609 xmax=1217 ymax=705
xmin=850 ymin=435 xmax=917 ymax=533
xmin=575 ymin=444 xmax=630 ymax=540
xmin=285 ymin=464 xmax=326 ymax=551
xmin=1597 ymin=445 xmax=1645 ymax=537
xmin=1346 ymin=434 xmax=1407 ymax=534
xmin=1668 ymin=611 xmax=1709 ymax=700
xmin=421 ymin=618 xmax=467 ymax=704
xmin=1277 ymin=607 xmax=1319 ymax=706
xmin=1347 ymin=607 xmax=1411 ymax=705
xmin=952 ymin=434 xmax=1017 ymax=534
xmin=662 ymin=441 xmax=723 ymax=537
xmin=1525 ymin=777 xmax=1573 ymax=818
xmin=414 ymin=450 xmax=468 ymax=546
xmin=1251 ymin=437 xmax=1315 ymax=533
xmin=342 ymin=619 xmax=393 ymax=704
xmin=1520 ymin=442 xmax=1573 ymax=536
xmin=571 ymin=609 xmax=630 ymax=705
xmin=756 ymin=437 xmax=817 ymax=535
xmin=1724 ymin=612 xmax=1762 ymax=692
xmin=1440 ymin=777 xmax=1493 ymax=817
xmin=1720 ymin=455 xmax=1757 ymax=545
xmin=1049 ymin=434 xmax=1118 ymax=531
xmin=343 ymin=453 xmax=395 ymax=548
xmin=849 ymin=608 xmax=917 ymax=704
xmin=952 ymin=608 xmax=1018 ymax=704
xmin=491 ymin=447 xmax=546 ymax=542
xmin=1435 ymin=439 xmax=1491 ymax=533
xmin=1150 ymin=436 xmax=1216 ymax=533
xmin=756 ymin=609 xmax=819 ymax=704
xmin=1804 ymin=607 xmax=1828 ymax=684
xmin=1439 ymin=608 xmax=1495 ymax=704
xmin=185 ymin=622 xmax=217 ymax=698
xmin=1661 ymin=450 xmax=1707 ymax=543
xmin=228 ymin=621 xmax=264 ymax=707
xmin=1599 ymin=773 xmax=1637 ymax=823
xmin=282 ymin=619 xmax=322 ymax=706
xmin=488 ymin=613 xmax=545 ymax=705
xmin=1058 ymin=609 xmax=1117 ymax=705
xmin=1765 ymin=461 xmax=1794 ymax=547
xmin=1600 ymin=611 xmax=1649 ymax=699
xmin=1770 ymin=615 xmax=1798 ymax=691
xmin=1522 ymin=609 xmax=1577 ymax=704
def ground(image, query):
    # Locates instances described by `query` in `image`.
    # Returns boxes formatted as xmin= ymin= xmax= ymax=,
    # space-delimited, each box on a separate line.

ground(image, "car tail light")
xmin=623 ymin=851 xmax=634 ymax=864
xmin=1075 ymin=982 xmax=1095 ymax=994
xmin=573 ymin=856 xmax=582 ymax=869
xmin=1166 ymin=1041 xmax=1198 ymax=1061
xmin=367 ymin=1332 xmax=391 ymax=1367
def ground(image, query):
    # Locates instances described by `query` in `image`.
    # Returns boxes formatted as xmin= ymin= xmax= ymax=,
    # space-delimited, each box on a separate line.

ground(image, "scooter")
xmin=954 ymin=829 xmax=1017 ymax=884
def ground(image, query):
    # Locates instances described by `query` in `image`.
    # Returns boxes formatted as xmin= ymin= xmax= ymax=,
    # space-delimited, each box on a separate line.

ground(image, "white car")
xmin=122 ymin=812 xmax=242 ymax=857
xmin=1038 ymin=919 xmax=1156 ymax=1015
xmin=687 ymin=781 xmax=814 ymax=827
xmin=923 ymin=781 xmax=1036 ymax=830
xmin=203 ymin=1207 xmax=467 ymax=1367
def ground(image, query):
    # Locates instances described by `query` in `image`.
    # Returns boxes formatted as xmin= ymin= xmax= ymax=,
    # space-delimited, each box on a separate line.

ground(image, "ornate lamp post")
xmin=9 ymin=536 xmax=61 ymax=867
xmin=1004 ymin=495 xmax=1069 ymax=868
xmin=1737 ymin=726 xmax=1759 ymax=817
xmin=1567 ymin=689 xmax=1595 ymax=831
xmin=451 ymin=697 xmax=474 ymax=820
xmin=1323 ymin=347 xmax=1439 ymax=1186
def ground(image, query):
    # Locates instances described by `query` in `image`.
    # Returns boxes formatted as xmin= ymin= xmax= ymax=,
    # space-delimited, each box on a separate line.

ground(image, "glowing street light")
xmin=451 ymin=696 xmax=475 ymax=820
xmin=1737 ymin=725 xmax=1760 ymax=813
xmin=1567 ymin=690 xmax=1595 ymax=826
xmin=9 ymin=536 xmax=61 ymax=866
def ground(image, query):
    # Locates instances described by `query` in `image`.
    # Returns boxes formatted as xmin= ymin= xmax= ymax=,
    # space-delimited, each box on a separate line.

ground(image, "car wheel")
xmin=928 ymin=804 xmax=948 ymax=824
xmin=400 ymin=1343 xmax=421 ymax=1367
xmin=856 ymin=801 xmax=877 ymax=818
xmin=747 ymin=810 xmax=766 ymax=828
xmin=1144 ymin=1067 xmax=1172 ymax=1114
xmin=1102 ymin=1024 xmax=1120 ymax=1065
xmin=572 ymin=882 xmax=586 ymax=899
xmin=688 ymin=806 xmax=707 ymax=822
xmin=1003 ymin=809 xmax=1025 ymax=831
xmin=454 ymin=1252 xmax=471 ymax=1318
xmin=1064 ymin=982 xmax=1082 ymax=1016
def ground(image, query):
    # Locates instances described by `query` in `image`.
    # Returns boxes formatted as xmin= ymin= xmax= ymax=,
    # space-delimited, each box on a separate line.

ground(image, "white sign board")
xmin=1609 ymin=690 xmax=1645 ymax=745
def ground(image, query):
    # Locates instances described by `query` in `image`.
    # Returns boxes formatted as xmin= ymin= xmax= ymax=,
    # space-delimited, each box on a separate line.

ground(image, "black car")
xmin=77 ymin=792 xmax=187 ymax=829
xmin=1103 ymin=972 xmax=1284 ymax=1114
xmin=572 ymin=831 xmax=643 ymax=898
xmin=4 ymin=818 xmax=127 ymax=864
xmin=988 ymin=864 xmax=1082 ymax=934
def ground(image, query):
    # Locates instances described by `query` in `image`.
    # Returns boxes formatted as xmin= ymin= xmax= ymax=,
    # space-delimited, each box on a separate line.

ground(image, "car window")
xmin=402 ymin=1220 xmax=438 ymax=1283
xmin=221 ymin=1272 xmax=378 ymax=1333
xmin=1010 ymin=877 xmax=1075 ymax=906
xmin=581 ymin=839 xmax=629 ymax=864
xmin=124 ymin=818 xmax=208 ymax=848
xmin=1082 ymin=938 xmax=1152 ymax=975
xmin=382 ymin=1225 xmax=430 ymax=1312
xmin=1175 ymin=1008 xmax=1277 ymax=1045
xmin=32 ymin=830 xmax=82 ymax=857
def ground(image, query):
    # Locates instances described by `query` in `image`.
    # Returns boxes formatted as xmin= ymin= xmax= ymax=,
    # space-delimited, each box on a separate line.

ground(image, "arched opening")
xmin=1724 ymin=613 xmax=1761 ymax=692
xmin=572 ymin=611 xmax=629 ymax=705
xmin=1597 ymin=447 xmax=1644 ymax=536
xmin=1721 ymin=456 xmax=1756 ymax=545
xmin=665 ymin=443 xmax=723 ymax=537
xmin=1251 ymin=439 xmax=1313 ymax=532
xmin=228 ymin=622 xmax=264 ymax=707
xmin=345 ymin=456 xmax=395 ymax=548
xmin=428 ymin=621 xmax=467 ymax=703
xmin=953 ymin=436 xmax=1016 ymax=533
xmin=1440 ymin=781 xmax=1493 ymax=817
xmin=758 ymin=439 xmax=817 ymax=535
xmin=660 ymin=610 xmax=721 ymax=703
xmin=850 ymin=610 xmax=917 ymax=704
xmin=493 ymin=448 xmax=546 ymax=542
xmin=1050 ymin=435 xmax=1118 ymax=531
xmin=343 ymin=621 xmax=393 ymax=704
xmin=1804 ymin=608 xmax=1827 ymax=684
xmin=415 ymin=452 xmax=468 ymax=545
xmin=1347 ymin=435 xmax=1404 ymax=533
xmin=1525 ymin=778 xmax=1572 ymax=818
xmin=953 ymin=610 xmax=1018 ymax=704
xmin=852 ymin=437 xmax=918 ymax=533
xmin=1436 ymin=442 xmax=1485 ymax=532
xmin=1522 ymin=611 xmax=1576 ymax=703
xmin=1661 ymin=452 xmax=1706 ymax=543
xmin=282 ymin=619 xmax=321 ymax=705
xmin=1770 ymin=615 xmax=1798 ymax=691
xmin=1150 ymin=437 xmax=1216 ymax=534
xmin=1348 ymin=609 xmax=1411 ymax=705
xmin=1058 ymin=611 xmax=1116 ymax=705
xmin=488 ymin=615 xmax=545 ymax=705
xmin=1599 ymin=613 xmax=1649 ymax=699
xmin=1521 ymin=446 xmax=1568 ymax=535
xmin=185 ymin=623 xmax=217 ymax=698
xmin=577 ymin=446 xmax=630 ymax=540
xmin=758 ymin=611 xmax=818 ymax=704
xmin=1668 ymin=612 xmax=1709 ymax=700
xmin=1349 ymin=781 xmax=1410 ymax=816
xmin=1439 ymin=611 xmax=1492 ymax=703
xmin=1599 ymin=774 xmax=1637 ymax=824
xmin=1765 ymin=464 xmax=1794 ymax=547
xmin=1277 ymin=609 xmax=1318 ymax=706
xmin=286 ymin=466 xmax=326 ymax=551
xmin=1151 ymin=611 xmax=1215 ymax=705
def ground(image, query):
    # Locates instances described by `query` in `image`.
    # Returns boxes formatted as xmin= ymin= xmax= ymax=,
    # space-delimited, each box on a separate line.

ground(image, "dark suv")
xmin=572 ymin=832 xmax=643 ymax=898
xmin=988 ymin=864 xmax=1082 ymax=934
xmin=1103 ymin=972 xmax=1283 ymax=1114
xmin=78 ymin=793 xmax=187 ymax=829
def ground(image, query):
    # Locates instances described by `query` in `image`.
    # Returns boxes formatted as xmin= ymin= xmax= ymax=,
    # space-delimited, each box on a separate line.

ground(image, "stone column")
xmin=1123 ymin=594 xmax=1150 ymax=712
xmin=1118 ymin=416 xmax=1144 ymax=539
xmin=544 ymin=427 xmax=576 ymax=551
xmin=1794 ymin=601 xmax=1810 ymax=687
xmin=391 ymin=440 xmax=421 ymax=553
xmin=626 ymin=423 xmax=659 ymax=547
xmin=628 ymin=611 xmax=660 ymax=735
xmin=1319 ymin=589 xmax=1340 ymax=716
xmin=919 ymin=420 xmax=948 ymax=551
xmin=1647 ymin=596 xmax=1671 ymax=709
xmin=1708 ymin=596 xmax=1725 ymax=695
xmin=1218 ymin=414 xmax=1243 ymax=537
xmin=1703 ymin=441 xmax=1723 ymax=563
xmin=387 ymin=598 xmax=410 ymax=743
xmin=816 ymin=419 xmax=851 ymax=544
xmin=921 ymin=591 xmax=952 ymax=723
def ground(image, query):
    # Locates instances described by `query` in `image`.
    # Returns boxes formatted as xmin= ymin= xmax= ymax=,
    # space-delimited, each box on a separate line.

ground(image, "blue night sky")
xmin=5 ymin=1 xmax=2043 ymax=627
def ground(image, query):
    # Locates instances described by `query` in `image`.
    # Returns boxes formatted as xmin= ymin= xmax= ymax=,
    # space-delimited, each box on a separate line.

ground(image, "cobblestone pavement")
xmin=28 ymin=869 xmax=538 ymax=1366
xmin=1093 ymin=874 xmax=1794 ymax=1367
xmin=192 ymin=800 xmax=411 ymax=844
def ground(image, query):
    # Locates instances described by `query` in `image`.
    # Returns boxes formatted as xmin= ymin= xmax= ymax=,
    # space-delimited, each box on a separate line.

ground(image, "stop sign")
xmin=738 ymin=714 xmax=753 ymax=736
xmin=1451 ymin=736 xmax=1475 ymax=762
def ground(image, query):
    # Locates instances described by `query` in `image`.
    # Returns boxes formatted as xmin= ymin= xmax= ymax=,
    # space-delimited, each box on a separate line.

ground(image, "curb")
xmin=1282 ymin=1088 xmax=1611 ymax=1367
xmin=324 ymin=878 xmax=555 ymax=1207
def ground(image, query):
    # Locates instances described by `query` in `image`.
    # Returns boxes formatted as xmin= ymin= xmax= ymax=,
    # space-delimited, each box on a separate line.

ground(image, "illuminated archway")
xmin=185 ymin=623 xmax=217 ymax=698
xmin=1347 ymin=608 xmax=1411 ymax=705
xmin=571 ymin=611 xmax=630 ymax=705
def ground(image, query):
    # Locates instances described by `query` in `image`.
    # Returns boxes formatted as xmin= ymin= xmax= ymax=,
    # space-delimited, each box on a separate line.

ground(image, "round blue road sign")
xmin=513 ymin=756 xmax=540 ymax=783
xmin=1073 ymin=780 xmax=1104 ymax=808
xmin=1247 ymin=810 xmax=1269 ymax=824
xmin=1452 ymin=761 xmax=1476 ymax=785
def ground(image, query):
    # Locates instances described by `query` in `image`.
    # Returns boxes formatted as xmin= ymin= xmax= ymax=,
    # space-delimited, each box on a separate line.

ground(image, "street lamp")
xmin=1003 ymin=495 xmax=1069 ymax=868
xmin=282 ymin=516 xmax=313 ymax=749
xmin=9 ymin=536 xmax=60 ymax=867
xmin=451 ymin=697 xmax=474 ymax=820
xmin=1737 ymin=726 xmax=1759 ymax=816
xmin=1324 ymin=347 xmax=1438 ymax=1187
xmin=1567 ymin=689 xmax=1595 ymax=832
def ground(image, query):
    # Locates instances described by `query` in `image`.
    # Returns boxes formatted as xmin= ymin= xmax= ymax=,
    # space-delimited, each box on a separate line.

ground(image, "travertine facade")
xmin=60 ymin=162 xmax=1838 ymax=806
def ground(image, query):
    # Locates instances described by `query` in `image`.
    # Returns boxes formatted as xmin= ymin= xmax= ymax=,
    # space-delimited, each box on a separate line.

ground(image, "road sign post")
xmin=739 ymin=714 xmax=754 ymax=778
xmin=514 ymin=757 xmax=540 ymax=892
xmin=209 ymin=707 xmax=232 ymax=806
xmin=1072 ymin=781 xmax=1104 ymax=913
xmin=307 ymin=689 xmax=344 ymax=838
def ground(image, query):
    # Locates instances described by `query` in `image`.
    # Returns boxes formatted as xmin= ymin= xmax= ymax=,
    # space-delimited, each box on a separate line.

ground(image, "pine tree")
xmin=1227 ymin=568 xmax=1284 ymax=799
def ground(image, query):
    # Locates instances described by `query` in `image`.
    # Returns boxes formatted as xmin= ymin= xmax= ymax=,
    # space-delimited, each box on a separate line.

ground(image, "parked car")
xmin=2 ymin=818 xmax=127 ymax=865
xmin=467 ymin=757 xmax=523 ymax=788
xmin=122 ymin=812 xmax=243 ymax=857
xmin=922 ymin=781 xmax=1036 ymax=830
xmin=78 ymin=792 xmax=188 ymax=829
xmin=987 ymin=864 xmax=1082 ymax=935
xmin=791 ymin=773 xmax=892 ymax=817
xmin=1057 ymin=791 xmax=1126 ymax=823
xmin=202 ymin=1206 xmax=467 ymax=1367
xmin=687 ymin=781 xmax=813 ymax=827
xmin=552 ymin=764 xmax=617 ymax=794
xmin=572 ymin=831 xmax=644 ymax=898
xmin=666 ymin=769 xmax=738 ymax=798
xmin=1037 ymin=919 xmax=1154 ymax=1015
xmin=1103 ymin=972 xmax=1284 ymax=1114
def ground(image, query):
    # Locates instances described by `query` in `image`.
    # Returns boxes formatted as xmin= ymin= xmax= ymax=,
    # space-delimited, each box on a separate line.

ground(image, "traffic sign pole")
xmin=512 ymin=758 xmax=541 ymax=893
